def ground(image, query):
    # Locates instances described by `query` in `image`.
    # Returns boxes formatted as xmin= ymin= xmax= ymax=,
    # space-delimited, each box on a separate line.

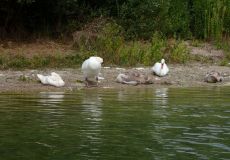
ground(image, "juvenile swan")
xmin=37 ymin=72 xmax=65 ymax=87
xmin=116 ymin=72 xmax=152 ymax=85
xmin=116 ymin=73 xmax=138 ymax=85
xmin=204 ymin=71 xmax=223 ymax=83
xmin=81 ymin=56 xmax=103 ymax=86
xmin=152 ymin=59 xmax=169 ymax=77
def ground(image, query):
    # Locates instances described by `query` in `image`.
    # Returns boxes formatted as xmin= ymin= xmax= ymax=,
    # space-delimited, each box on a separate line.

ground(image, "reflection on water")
xmin=37 ymin=92 xmax=66 ymax=138
xmin=79 ymin=91 xmax=103 ymax=158
xmin=39 ymin=92 xmax=65 ymax=105
xmin=155 ymin=87 xmax=168 ymax=105
xmin=82 ymin=91 xmax=102 ymax=118
xmin=153 ymin=88 xmax=169 ymax=120
xmin=0 ymin=87 xmax=229 ymax=160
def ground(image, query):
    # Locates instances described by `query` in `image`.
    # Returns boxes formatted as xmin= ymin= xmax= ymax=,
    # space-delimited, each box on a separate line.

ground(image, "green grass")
xmin=0 ymin=21 xmax=228 ymax=69
xmin=0 ymin=38 xmax=227 ymax=69
xmin=168 ymin=41 xmax=190 ymax=63
xmin=71 ymin=22 xmax=191 ymax=66
xmin=0 ymin=52 xmax=83 ymax=69
xmin=204 ymin=0 xmax=227 ymax=41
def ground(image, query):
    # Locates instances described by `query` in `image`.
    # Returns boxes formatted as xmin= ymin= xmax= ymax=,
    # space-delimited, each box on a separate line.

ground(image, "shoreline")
xmin=0 ymin=63 xmax=229 ymax=93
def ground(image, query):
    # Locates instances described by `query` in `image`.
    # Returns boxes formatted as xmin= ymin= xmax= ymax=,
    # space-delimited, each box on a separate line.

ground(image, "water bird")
xmin=204 ymin=71 xmax=223 ymax=83
xmin=116 ymin=72 xmax=152 ymax=85
xmin=116 ymin=73 xmax=138 ymax=85
xmin=82 ymin=56 xmax=103 ymax=86
xmin=152 ymin=59 xmax=169 ymax=77
xmin=37 ymin=72 xmax=65 ymax=87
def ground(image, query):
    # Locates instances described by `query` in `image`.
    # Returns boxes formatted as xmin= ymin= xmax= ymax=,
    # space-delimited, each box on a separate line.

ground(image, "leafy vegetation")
xmin=0 ymin=0 xmax=229 ymax=68
xmin=0 ymin=0 xmax=229 ymax=41
xmin=204 ymin=0 xmax=228 ymax=41
xmin=168 ymin=41 xmax=189 ymax=63
xmin=0 ymin=23 xmax=190 ymax=69
xmin=72 ymin=22 xmax=190 ymax=66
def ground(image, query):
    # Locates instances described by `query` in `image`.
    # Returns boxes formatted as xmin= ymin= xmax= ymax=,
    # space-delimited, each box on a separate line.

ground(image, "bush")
xmin=118 ymin=41 xmax=147 ymax=66
xmin=169 ymin=41 xmax=189 ymax=63
xmin=6 ymin=55 xmax=31 ymax=68
xmin=143 ymin=33 xmax=166 ymax=65
xmin=91 ymin=21 xmax=124 ymax=64
xmin=204 ymin=0 xmax=228 ymax=41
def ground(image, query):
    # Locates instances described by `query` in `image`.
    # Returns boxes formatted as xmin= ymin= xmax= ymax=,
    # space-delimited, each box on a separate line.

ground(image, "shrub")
xmin=92 ymin=21 xmax=124 ymax=64
xmin=143 ymin=33 xmax=166 ymax=65
xmin=6 ymin=55 xmax=31 ymax=68
xmin=169 ymin=41 xmax=189 ymax=63
xmin=204 ymin=0 xmax=227 ymax=41
xmin=118 ymin=41 xmax=147 ymax=66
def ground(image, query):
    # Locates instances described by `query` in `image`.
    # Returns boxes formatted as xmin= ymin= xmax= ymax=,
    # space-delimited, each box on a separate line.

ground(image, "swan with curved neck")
xmin=152 ymin=59 xmax=169 ymax=77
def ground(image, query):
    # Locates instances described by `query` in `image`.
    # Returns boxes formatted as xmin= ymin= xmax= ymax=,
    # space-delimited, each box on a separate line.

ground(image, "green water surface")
xmin=0 ymin=87 xmax=229 ymax=160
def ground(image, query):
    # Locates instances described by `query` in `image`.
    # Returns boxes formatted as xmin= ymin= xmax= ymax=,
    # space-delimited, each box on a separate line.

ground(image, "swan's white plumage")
xmin=82 ymin=56 xmax=103 ymax=81
xmin=37 ymin=72 xmax=65 ymax=87
xmin=37 ymin=74 xmax=49 ymax=85
xmin=152 ymin=59 xmax=169 ymax=77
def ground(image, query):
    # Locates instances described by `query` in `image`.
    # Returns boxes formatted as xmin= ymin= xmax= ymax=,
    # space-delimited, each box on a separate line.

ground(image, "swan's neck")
xmin=161 ymin=63 xmax=164 ymax=69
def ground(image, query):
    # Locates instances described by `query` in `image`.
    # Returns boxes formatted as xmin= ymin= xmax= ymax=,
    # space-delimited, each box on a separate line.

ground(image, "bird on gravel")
xmin=152 ymin=59 xmax=169 ymax=77
xmin=37 ymin=72 xmax=65 ymax=87
xmin=116 ymin=72 xmax=152 ymax=85
xmin=204 ymin=71 xmax=223 ymax=83
xmin=81 ymin=56 xmax=103 ymax=86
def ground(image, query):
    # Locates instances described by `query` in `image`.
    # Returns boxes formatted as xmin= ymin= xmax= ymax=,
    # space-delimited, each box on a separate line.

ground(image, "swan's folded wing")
xmin=37 ymin=74 xmax=48 ymax=84
xmin=47 ymin=74 xmax=65 ymax=87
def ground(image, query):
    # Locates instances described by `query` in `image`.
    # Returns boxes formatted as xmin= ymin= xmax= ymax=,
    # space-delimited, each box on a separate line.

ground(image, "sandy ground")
xmin=0 ymin=63 xmax=229 ymax=93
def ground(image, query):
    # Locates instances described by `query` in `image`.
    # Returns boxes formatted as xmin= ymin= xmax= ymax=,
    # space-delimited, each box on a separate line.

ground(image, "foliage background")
xmin=0 ymin=0 xmax=229 ymax=41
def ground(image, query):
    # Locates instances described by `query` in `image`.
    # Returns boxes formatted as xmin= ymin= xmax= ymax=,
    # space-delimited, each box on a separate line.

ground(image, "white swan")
xmin=37 ymin=72 xmax=65 ymax=87
xmin=82 ymin=56 xmax=103 ymax=86
xmin=152 ymin=59 xmax=169 ymax=77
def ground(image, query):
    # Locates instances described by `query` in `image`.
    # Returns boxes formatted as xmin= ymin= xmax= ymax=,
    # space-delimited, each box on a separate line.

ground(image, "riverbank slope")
xmin=0 ymin=63 xmax=229 ymax=93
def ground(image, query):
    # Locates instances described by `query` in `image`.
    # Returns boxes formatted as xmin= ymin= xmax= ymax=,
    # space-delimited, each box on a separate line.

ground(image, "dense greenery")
xmin=0 ymin=0 xmax=229 ymax=68
xmin=0 ymin=0 xmax=229 ymax=41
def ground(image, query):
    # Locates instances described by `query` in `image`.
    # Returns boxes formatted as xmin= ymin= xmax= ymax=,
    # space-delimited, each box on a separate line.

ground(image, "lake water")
xmin=0 ymin=87 xmax=229 ymax=160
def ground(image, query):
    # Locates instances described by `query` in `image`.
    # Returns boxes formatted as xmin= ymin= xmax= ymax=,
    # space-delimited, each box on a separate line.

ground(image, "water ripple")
xmin=0 ymin=87 xmax=229 ymax=159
